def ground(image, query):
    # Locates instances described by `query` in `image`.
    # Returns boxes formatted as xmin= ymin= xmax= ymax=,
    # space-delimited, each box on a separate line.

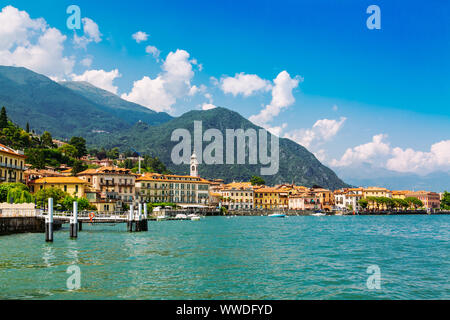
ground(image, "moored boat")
xmin=268 ymin=213 xmax=286 ymax=218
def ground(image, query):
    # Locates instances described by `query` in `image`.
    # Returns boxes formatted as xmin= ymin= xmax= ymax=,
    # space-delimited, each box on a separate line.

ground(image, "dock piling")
xmin=136 ymin=203 xmax=142 ymax=232
xmin=127 ymin=205 xmax=134 ymax=232
xmin=70 ymin=201 xmax=78 ymax=239
xmin=45 ymin=198 xmax=54 ymax=242
xmin=142 ymin=203 xmax=148 ymax=231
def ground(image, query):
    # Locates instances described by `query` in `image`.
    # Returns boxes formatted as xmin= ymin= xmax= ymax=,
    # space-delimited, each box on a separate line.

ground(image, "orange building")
xmin=406 ymin=191 xmax=440 ymax=209
xmin=311 ymin=187 xmax=334 ymax=211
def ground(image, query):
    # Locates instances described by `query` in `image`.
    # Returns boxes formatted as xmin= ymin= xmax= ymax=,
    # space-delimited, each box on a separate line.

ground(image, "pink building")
xmin=288 ymin=195 xmax=321 ymax=210
xmin=406 ymin=191 xmax=440 ymax=209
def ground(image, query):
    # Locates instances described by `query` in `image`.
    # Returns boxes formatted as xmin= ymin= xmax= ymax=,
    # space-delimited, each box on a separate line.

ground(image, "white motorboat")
xmin=156 ymin=215 xmax=168 ymax=221
xmin=311 ymin=212 xmax=326 ymax=216
xmin=175 ymin=214 xmax=188 ymax=220
xmin=268 ymin=213 xmax=286 ymax=218
xmin=190 ymin=215 xmax=201 ymax=221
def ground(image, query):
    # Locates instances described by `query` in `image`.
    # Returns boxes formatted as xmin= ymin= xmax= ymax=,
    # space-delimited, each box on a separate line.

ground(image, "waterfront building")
xmin=363 ymin=187 xmax=392 ymax=198
xmin=30 ymin=176 xmax=87 ymax=198
xmin=84 ymin=186 xmax=118 ymax=213
xmin=254 ymin=187 xmax=288 ymax=210
xmin=311 ymin=187 xmax=334 ymax=211
xmin=77 ymin=167 xmax=137 ymax=205
xmin=334 ymin=188 xmax=363 ymax=211
xmin=288 ymin=193 xmax=321 ymax=210
xmin=136 ymin=173 xmax=210 ymax=206
xmin=219 ymin=182 xmax=254 ymax=210
xmin=406 ymin=191 xmax=440 ymax=209
xmin=0 ymin=144 xmax=26 ymax=184
xmin=392 ymin=190 xmax=411 ymax=200
xmin=363 ymin=187 xmax=393 ymax=210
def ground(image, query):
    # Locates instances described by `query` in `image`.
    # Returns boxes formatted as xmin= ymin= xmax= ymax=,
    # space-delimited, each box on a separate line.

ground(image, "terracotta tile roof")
xmin=0 ymin=143 xmax=26 ymax=158
xmin=136 ymin=172 xmax=210 ymax=184
xmin=78 ymin=166 xmax=132 ymax=175
xmin=33 ymin=177 xmax=88 ymax=184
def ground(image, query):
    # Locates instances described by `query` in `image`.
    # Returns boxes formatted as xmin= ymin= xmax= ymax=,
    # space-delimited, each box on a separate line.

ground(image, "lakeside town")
xmin=1 ymin=125 xmax=449 ymax=221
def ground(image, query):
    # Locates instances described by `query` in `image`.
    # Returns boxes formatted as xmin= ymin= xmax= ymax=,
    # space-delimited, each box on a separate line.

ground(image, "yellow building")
xmin=363 ymin=187 xmax=393 ymax=210
xmin=363 ymin=187 xmax=392 ymax=198
xmin=254 ymin=187 xmax=288 ymax=209
xmin=85 ymin=187 xmax=117 ymax=213
xmin=31 ymin=177 xmax=87 ymax=198
xmin=0 ymin=144 xmax=26 ymax=184
xmin=219 ymin=182 xmax=254 ymax=210
xmin=77 ymin=167 xmax=137 ymax=204
xmin=311 ymin=188 xmax=334 ymax=211
xmin=392 ymin=190 xmax=410 ymax=200
xmin=136 ymin=173 xmax=210 ymax=205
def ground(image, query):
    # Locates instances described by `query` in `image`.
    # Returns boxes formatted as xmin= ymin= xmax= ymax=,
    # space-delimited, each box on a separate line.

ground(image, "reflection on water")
xmin=0 ymin=216 xmax=449 ymax=300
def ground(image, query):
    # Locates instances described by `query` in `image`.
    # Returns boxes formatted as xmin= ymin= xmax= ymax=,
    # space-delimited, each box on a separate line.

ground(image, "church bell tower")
xmin=190 ymin=151 xmax=199 ymax=177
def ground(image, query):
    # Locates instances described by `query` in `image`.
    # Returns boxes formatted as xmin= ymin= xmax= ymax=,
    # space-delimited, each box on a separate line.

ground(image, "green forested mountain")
xmin=90 ymin=107 xmax=349 ymax=189
xmin=0 ymin=66 xmax=348 ymax=189
xmin=59 ymin=81 xmax=172 ymax=126
xmin=0 ymin=66 xmax=171 ymax=139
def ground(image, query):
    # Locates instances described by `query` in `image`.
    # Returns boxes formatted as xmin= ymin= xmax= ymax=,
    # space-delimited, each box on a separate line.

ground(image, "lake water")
xmin=0 ymin=215 xmax=449 ymax=299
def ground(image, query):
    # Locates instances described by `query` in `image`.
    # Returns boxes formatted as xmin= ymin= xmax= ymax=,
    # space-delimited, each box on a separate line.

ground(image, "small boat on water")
xmin=190 ymin=215 xmax=201 ymax=221
xmin=268 ymin=213 xmax=286 ymax=218
xmin=175 ymin=214 xmax=188 ymax=220
xmin=311 ymin=210 xmax=326 ymax=216
xmin=156 ymin=215 xmax=168 ymax=221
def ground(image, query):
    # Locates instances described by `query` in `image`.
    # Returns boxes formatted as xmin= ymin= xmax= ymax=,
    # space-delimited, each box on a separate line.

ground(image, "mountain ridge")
xmin=89 ymin=107 xmax=349 ymax=189
xmin=0 ymin=65 xmax=348 ymax=189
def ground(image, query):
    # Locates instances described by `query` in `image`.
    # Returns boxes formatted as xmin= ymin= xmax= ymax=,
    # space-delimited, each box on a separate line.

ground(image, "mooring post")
xmin=79 ymin=220 xmax=83 ymax=231
xmin=136 ymin=203 xmax=143 ymax=232
xmin=70 ymin=201 xmax=78 ymax=239
xmin=127 ymin=205 xmax=134 ymax=232
xmin=45 ymin=198 xmax=54 ymax=242
xmin=143 ymin=203 xmax=148 ymax=231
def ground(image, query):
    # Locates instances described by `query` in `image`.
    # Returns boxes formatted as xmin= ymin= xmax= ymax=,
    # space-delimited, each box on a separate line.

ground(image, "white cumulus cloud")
xmin=71 ymin=69 xmax=121 ymax=94
xmin=121 ymin=49 xmax=198 ymax=113
xmin=145 ymin=45 xmax=160 ymax=60
xmin=331 ymin=134 xmax=391 ymax=167
xmin=284 ymin=117 xmax=347 ymax=148
xmin=202 ymin=103 xmax=217 ymax=110
xmin=74 ymin=17 xmax=102 ymax=49
xmin=132 ymin=31 xmax=149 ymax=43
xmin=0 ymin=6 xmax=75 ymax=79
xmin=331 ymin=135 xmax=450 ymax=175
xmin=387 ymin=140 xmax=450 ymax=174
xmin=249 ymin=71 xmax=301 ymax=127
xmin=220 ymin=73 xmax=272 ymax=97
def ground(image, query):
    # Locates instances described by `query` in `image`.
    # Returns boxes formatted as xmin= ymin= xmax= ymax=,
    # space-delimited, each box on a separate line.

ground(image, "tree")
xmin=26 ymin=122 xmax=30 ymax=133
xmin=106 ymin=147 xmax=120 ymax=159
xmin=35 ymin=187 xmax=68 ymax=208
xmin=358 ymin=199 xmax=369 ymax=210
xmin=441 ymin=191 xmax=450 ymax=210
xmin=72 ymin=160 xmax=88 ymax=176
xmin=405 ymin=197 xmax=423 ymax=210
xmin=0 ymin=106 xmax=8 ymax=129
xmin=40 ymin=131 xmax=54 ymax=148
xmin=69 ymin=136 xmax=87 ymax=158
xmin=58 ymin=144 xmax=78 ymax=158
xmin=250 ymin=176 xmax=265 ymax=186
xmin=0 ymin=183 xmax=29 ymax=202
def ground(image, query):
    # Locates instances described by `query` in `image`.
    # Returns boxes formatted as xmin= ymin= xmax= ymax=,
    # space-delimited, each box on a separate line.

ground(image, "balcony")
xmin=0 ymin=163 xmax=25 ymax=170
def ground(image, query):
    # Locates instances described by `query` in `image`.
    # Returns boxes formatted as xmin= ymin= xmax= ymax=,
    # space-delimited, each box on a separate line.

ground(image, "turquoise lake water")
xmin=0 ymin=215 xmax=449 ymax=299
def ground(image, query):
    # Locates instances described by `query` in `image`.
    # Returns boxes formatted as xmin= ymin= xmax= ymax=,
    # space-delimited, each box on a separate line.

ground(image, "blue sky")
xmin=1 ymin=0 xmax=449 ymax=176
